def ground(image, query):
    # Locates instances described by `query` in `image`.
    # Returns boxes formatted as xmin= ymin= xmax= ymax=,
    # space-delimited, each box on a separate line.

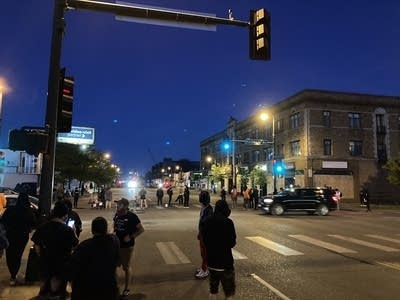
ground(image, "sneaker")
xmin=121 ymin=289 xmax=130 ymax=297
xmin=195 ymin=269 xmax=209 ymax=279
xmin=9 ymin=278 xmax=16 ymax=286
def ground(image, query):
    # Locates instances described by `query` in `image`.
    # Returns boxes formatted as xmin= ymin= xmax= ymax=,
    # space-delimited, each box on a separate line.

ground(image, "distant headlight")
xmin=263 ymin=198 xmax=273 ymax=204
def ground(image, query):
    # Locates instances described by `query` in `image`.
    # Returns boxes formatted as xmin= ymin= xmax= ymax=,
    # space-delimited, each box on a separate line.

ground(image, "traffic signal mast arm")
xmin=231 ymin=139 xmax=274 ymax=145
xmin=67 ymin=0 xmax=250 ymax=28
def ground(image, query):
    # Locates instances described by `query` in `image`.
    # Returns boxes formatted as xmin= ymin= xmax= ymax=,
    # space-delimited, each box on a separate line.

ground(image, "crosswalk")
xmin=153 ymin=234 xmax=400 ymax=271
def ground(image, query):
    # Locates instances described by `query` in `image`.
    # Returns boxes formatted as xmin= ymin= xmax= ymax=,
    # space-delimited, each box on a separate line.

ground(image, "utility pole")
xmin=39 ymin=0 xmax=66 ymax=218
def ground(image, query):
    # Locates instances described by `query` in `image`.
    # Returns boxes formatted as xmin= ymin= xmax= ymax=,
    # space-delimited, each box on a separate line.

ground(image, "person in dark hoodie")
xmin=2 ymin=192 xmax=36 ymax=286
xmin=194 ymin=189 xmax=213 ymax=279
xmin=202 ymin=200 xmax=236 ymax=300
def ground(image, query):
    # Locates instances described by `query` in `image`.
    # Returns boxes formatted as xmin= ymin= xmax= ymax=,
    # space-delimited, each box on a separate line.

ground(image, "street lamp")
xmin=259 ymin=111 xmax=276 ymax=194
xmin=0 ymin=78 xmax=10 ymax=136
xmin=103 ymin=152 xmax=111 ymax=160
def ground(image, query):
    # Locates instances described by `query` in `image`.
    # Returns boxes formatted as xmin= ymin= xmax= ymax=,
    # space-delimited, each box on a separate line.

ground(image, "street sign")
xmin=57 ymin=126 xmax=95 ymax=145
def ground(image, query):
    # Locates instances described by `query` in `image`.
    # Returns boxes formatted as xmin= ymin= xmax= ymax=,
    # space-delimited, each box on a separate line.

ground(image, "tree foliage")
xmin=210 ymin=164 xmax=231 ymax=183
xmin=55 ymin=143 xmax=118 ymax=187
xmin=384 ymin=156 xmax=400 ymax=186
xmin=250 ymin=167 xmax=269 ymax=187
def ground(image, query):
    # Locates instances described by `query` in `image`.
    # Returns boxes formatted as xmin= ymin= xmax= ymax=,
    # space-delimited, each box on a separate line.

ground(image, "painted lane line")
xmin=167 ymin=242 xmax=191 ymax=264
xmin=365 ymin=234 xmax=400 ymax=244
xmin=251 ymin=273 xmax=292 ymax=300
xmin=376 ymin=261 xmax=400 ymax=271
xmin=328 ymin=235 xmax=400 ymax=252
xmin=156 ymin=242 xmax=191 ymax=264
xmin=232 ymin=248 xmax=247 ymax=260
xmin=289 ymin=235 xmax=357 ymax=253
xmin=246 ymin=236 xmax=303 ymax=256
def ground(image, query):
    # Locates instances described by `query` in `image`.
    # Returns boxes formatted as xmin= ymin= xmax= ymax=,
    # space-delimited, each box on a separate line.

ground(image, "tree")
xmin=384 ymin=156 xmax=400 ymax=185
xmin=250 ymin=167 xmax=269 ymax=187
xmin=210 ymin=164 xmax=231 ymax=184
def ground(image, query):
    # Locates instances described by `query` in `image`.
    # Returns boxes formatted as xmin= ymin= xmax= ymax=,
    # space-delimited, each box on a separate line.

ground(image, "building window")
xmin=377 ymin=143 xmax=387 ymax=164
xmin=376 ymin=114 xmax=385 ymax=134
xmin=323 ymin=139 xmax=332 ymax=156
xmin=290 ymin=140 xmax=300 ymax=156
xmin=264 ymin=147 xmax=273 ymax=161
xmin=276 ymin=119 xmax=284 ymax=132
xmin=290 ymin=113 xmax=300 ymax=129
xmin=243 ymin=152 xmax=250 ymax=163
xmin=349 ymin=141 xmax=362 ymax=156
xmin=348 ymin=113 xmax=360 ymax=129
xmin=323 ymin=111 xmax=331 ymax=127
xmin=252 ymin=150 xmax=260 ymax=162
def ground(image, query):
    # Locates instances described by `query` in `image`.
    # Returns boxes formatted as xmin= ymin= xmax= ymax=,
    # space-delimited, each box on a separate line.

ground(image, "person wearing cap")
xmin=113 ymin=198 xmax=144 ymax=298
xmin=202 ymin=200 xmax=236 ymax=300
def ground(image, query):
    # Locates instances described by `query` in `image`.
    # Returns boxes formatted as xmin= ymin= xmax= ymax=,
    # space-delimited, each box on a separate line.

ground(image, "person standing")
xmin=195 ymin=190 xmax=213 ymax=279
xmin=105 ymin=188 xmax=113 ymax=209
xmin=99 ymin=187 xmax=106 ymax=209
xmin=2 ymin=192 xmax=36 ymax=286
xmin=253 ymin=186 xmax=259 ymax=210
xmin=335 ymin=188 xmax=342 ymax=210
xmin=31 ymin=201 xmax=79 ymax=299
xmin=230 ymin=186 xmax=238 ymax=209
xmin=64 ymin=199 xmax=82 ymax=238
xmin=183 ymin=185 xmax=190 ymax=207
xmin=363 ymin=188 xmax=371 ymax=212
xmin=113 ymin=198 xmax=144 ymax=297
xmin=242 ymin=186 xmax=250 ymax=209
xmin=139 ymin=187 xmax=148 ymax=209
xmin=202 ymin=200 xmax=236 ymax=300
xmin=156 ymin=187 xmax=164 ymax=206
xmin=69 ymin=217 xmax=120 ymax=300
xmin=167 ymin=186 xmax=173 ymax=207
xmin=220 ymin=187 xmax=227 ymax=201
xmin=73 ymin=188 xmax=80 ymax=209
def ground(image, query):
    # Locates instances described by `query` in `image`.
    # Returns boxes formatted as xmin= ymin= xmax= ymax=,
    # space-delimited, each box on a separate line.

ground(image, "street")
xmin=1 ymin=188 xmax=400 ymax=299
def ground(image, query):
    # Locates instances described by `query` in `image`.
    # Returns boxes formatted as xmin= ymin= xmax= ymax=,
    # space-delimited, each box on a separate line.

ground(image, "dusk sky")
xmin=1 ymin=0 xmax=399 ymax=175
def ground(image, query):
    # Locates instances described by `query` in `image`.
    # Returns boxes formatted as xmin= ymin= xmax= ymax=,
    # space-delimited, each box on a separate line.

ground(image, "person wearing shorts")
xmin=202 ymin=200 xmax=236 ymax=299
xmin=113 ymin=198 xmax=144 ymax=298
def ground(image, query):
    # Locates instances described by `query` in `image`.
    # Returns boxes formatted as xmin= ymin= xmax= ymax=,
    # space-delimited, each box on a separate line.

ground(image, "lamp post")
xmin=259 ymin=111 xmax=276 ymax=194
xmin=0 ymin=78 xmax=10 ymax=136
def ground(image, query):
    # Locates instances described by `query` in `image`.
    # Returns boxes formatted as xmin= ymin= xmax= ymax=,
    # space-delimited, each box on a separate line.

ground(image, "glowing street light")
xmin=103 ymin=152 xmax=111 ymax=160
xmin=0 ymin=77 xmax=11 ymax=136
xmin=259 ymin=110 xmax=276 ymax=193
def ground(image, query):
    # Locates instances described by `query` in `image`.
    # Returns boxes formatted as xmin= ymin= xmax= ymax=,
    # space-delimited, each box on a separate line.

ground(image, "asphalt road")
xmin=1 ymin=187 xmax=400 ymax=299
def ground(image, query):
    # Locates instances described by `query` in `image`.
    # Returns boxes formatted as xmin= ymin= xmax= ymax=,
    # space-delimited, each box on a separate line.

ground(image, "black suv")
xmin=258 ymin=187 xmax=338 ymax=216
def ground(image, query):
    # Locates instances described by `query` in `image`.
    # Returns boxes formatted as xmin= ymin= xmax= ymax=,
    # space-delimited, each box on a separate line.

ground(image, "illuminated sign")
xmin=57 ymin=126 xmax=95 ymax=145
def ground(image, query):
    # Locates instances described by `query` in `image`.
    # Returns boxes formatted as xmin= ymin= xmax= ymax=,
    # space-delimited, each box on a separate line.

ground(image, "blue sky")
xmin=1 ymin=0 xmax=399 ymax=175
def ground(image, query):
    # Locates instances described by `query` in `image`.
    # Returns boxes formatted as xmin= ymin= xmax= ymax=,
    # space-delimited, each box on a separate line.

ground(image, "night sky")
xmin=1 ymin=0 xmax=399 ymax=175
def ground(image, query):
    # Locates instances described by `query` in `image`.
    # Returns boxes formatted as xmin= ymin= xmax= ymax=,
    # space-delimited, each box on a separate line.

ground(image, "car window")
xmin=300 ymin=189 xmax=316 ymax=197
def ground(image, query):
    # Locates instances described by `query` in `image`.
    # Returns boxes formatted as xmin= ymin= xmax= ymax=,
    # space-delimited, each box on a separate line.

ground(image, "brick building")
xmin=200 ymin=89 xmax=400 ymax=202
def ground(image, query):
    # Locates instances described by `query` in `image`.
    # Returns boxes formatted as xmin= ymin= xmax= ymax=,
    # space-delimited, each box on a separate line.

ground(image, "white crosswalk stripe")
xmin=246 ymin=236 xmax=304 ymax=256
xmin=365 ymin=234 xmax=400 ymax=244
xmin=376 ymin=261 xmax=400 ymax=271
xmin=289 ymin=235 xmax=357 ymax=253
xmin=156 ymin=242 xmax=191 ymax=265
xmin=232 ymin=248 xmax=247 ymax=260
xmin=328 ymin=235 xmax=400 ymax=252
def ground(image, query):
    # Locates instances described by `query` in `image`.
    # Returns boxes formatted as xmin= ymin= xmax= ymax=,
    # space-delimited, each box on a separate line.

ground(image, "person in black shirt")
xmin=202 ymin=200 xmax=236 ymax=300
xmin=113 ymin=198 xmax=144 ymax=297
xmin=2 ymin=192 xmax=36 ymax=286
xmin=69 ymin=217 xmax=120 ymax=300
xmin=32 ymin=201 xmax=79 ymax=300
xmin=63 ymin=199 xmax=82 ymax=238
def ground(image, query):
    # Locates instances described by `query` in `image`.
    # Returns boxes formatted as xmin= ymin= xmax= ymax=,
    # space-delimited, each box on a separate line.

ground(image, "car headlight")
xmin=263 ymin=198 xmax=273 ymax=204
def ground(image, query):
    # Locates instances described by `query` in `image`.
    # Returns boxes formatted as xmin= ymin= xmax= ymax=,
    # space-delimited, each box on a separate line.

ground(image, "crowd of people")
xmin=0 ymin=191 xmax=144 ymax=300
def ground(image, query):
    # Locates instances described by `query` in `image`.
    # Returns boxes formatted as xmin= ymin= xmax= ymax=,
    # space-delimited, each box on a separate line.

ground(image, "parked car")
xmin=258 ymin=187 xmax=338 ymax=216
xmin=3 ymin=191 xmax=39 ymax=212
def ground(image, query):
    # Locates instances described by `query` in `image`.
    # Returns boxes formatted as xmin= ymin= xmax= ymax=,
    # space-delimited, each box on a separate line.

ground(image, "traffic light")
xmin=8 ymin=127 xmax=49 ymax=156
xmin=57 ymin=68 xmax=74 ymax=133
xmin=249 ymin=8 xmax=271 ymax=60
xmin=222 ymin=141 xmax=231 ymax=152
xmin=273 ymin=160 xmax=285 ymax=175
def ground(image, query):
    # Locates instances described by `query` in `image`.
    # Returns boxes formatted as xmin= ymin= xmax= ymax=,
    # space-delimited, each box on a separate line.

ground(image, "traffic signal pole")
xmin=39 ymin=0 xmax=66 ymax=218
